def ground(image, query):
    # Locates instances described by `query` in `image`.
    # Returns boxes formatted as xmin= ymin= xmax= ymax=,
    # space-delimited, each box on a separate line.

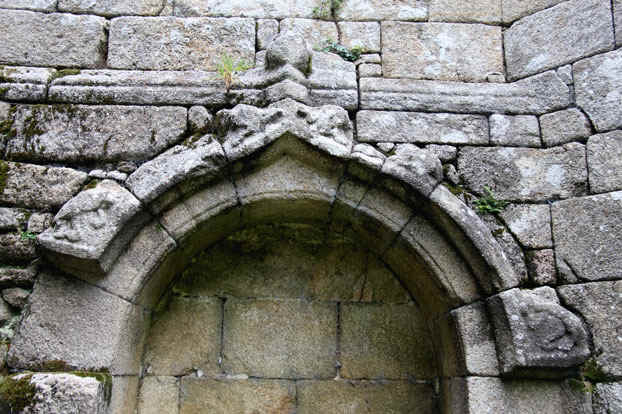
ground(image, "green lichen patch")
xmin=49 ymin=69 xmax=81 ymax=83
xmin=71 ymin=371 xmax=112 ymax=402
xmin=0 ymin=160 xmax=10 ymax=195
xmin=0 ymin=374 xmax=36 ymax=412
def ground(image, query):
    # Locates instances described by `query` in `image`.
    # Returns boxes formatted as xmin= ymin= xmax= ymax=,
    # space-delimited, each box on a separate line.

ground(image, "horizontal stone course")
xmin=357 ymin=111 xmax=488 ymax=144
xmin=504 ymin=0 xmax=614 ymax=80
xmin=174 ymin=0 xmax=316 ymax=18
xmin=0 ymin=11 xmax=107 ymax=68
xmin=430 ymin=0 xmax=502 ymax=23
xmin=382 ymin=22 xmax=503 ymax=82
xmin=107 ymin=17 xmax=255 ymax=71
xmin=58 ymin=0 xmax=166 ymax=16
xmin=0 ymin=0 xmax=55 ymax=11
xmin=336 ymin=0 xmax=428 ymax=21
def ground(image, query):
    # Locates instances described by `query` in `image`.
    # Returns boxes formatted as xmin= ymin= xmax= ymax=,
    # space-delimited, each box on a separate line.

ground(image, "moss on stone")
xmin=84 ymin=180 xmax=99 ymax=190
xmin=71 ymin=371 xmax=112 ymax=402
xmin=0 ymin=87 xmax=8 ymax=98
xmin=0 ymin=374 xmax=36 ymax=412
xmin=49 ymin=69 xmax=81 ymax=83
xmin=0 ymin=160 xmax=10 ymax=195
xmin=0 ymin=119 xmax=16 ymax=140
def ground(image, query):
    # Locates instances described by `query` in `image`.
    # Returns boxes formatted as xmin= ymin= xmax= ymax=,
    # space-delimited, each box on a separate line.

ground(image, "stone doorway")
xmin=137 ymin=223 xmax=439 ymax=413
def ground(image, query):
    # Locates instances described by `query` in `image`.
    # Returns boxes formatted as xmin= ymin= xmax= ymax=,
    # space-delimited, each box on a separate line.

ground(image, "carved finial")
xmin=265 ymin=30 xmax=313 ymax=76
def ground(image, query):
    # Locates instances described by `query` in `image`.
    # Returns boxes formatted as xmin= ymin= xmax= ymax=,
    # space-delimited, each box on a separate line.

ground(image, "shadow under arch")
xmin=8 ymin=124 xmax=522 ymax=412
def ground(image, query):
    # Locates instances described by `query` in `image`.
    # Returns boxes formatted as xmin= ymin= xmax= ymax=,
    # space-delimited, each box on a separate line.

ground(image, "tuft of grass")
xmin=320 ymin=39 xmax=363 ymax=62
xmin=215 ymin=54 xmax=251 ymax=93
xmin=474 ymin=186 xmax=508 ymax=214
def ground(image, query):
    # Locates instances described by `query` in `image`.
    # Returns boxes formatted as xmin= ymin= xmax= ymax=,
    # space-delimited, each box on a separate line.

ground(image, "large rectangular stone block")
xmin=574 ymin=48 xmax=622 ymax=132
xmin=336 ymin=0 xmax=428 ymax=21
xmin=357 ymin=111 xmax=488 ymax=145
xmin=0 ymin=66 xmax=55 ymax=102
xmin=501 ymin=0 xmax=566 ymax=23
xmin=174 ymin=0 xmax=316 ymax=18
xmin=280 ymin=18 xmax=338 ymax=49
xmin=0 ymin=0 xmax=55 ymax=11
xmin=504 ymin=0 xmax=614 ymax=80
xmin=223 ymin=299 xmax=337 ymax=379
xmin=5 ymin=105 xmax=187 ymax=163
xmin=430 ymin=0 xmax=501 ymax=23
xmin=58 ymin=0 xmax=166 ymax=16
xmin=0 ymin=11 xmax=107 ymax=68
xmin=297 ymin=380 xmax=437 ymax=413
xmin=340 ymin=303 xmax=436 ymax=379
xmin=552 ymin=192 xmax=622 ymax=283
xmin=458 ymin=144 xmax=587 ymax=202
xmin=108 ymin=17 xmax=255 ymax=70
xmin=382 ymin=22 xmax=503 ymax=82
xmin=587 ymin=131 xmax=622 ymax=194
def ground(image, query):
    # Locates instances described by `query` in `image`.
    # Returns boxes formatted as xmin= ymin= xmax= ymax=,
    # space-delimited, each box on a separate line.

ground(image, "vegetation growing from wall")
xmin=321 ymin=39 xmax=363 ymax=62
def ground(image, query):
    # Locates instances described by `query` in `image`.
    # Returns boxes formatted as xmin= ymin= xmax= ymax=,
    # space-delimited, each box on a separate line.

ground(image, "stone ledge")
xmin=0 ymin=66 xmax=56 ymax=102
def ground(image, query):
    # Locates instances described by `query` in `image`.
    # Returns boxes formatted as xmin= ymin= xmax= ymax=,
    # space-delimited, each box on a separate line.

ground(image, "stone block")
xmin=0 ymin=233 xmax=36 ymax=264
xmin=501 ymin=0 xmax=566 ymax=23
xmin=257 ymin=19 xmax=279 ymax=49
xmin=0 ymin=67 xmax=54 ymax=102
xmin=360 ymin=70 xmax=570 ymax=115
xmin=338 ymin=22 xmax=381 ymax=52
xmin=180 ymin=378 xmax=295 ymax=413
xmin=490 ymin=114 xmax=540 ymax=147
xmin=574 ymin=48 xmax=622 ymax=132
xmin=458 ymin=144 xmax=587 ymax=201
xmin=336 ymin=0 xmax=428 ymax=21
xmin=558 ymin=281 xmax=622 ymax=378
xmin=540 ymin=108 xmax=591 ymax=147
xmin=0 ymin=161 xmax=87 ymax=210
xmin=500 ymin=204 xmax=552 ymax=248
xmin=0 ymin=265 xmax=37 ymax=288
xmin=430 ymin=0 xmax=502 ymax=23
xmin=0 ymin=11 xmax=107 ymax=68
xmin=108 ymin=376 xmax=139 ymax=414
xmin=358 ymin=111 xmax=488 ymax=145
xmin=297 ymin=380 xmax=437 ymax=413
xmin=0 ymin=0 xmax=55 ymax=11
xmin=2 ymin=287 xmax=29 ymax=308
xmin=588 ymin=131 xmax=622 ymax=193
xmin=27 ymin=212 xmax=53 ymax=234
xmin=358 ymin=63 xmax=382 ymax=77
xmin=280 ymin=19 xmax=338 ymax=49
xmin=526 ymin=249 xmax=557 ymax=285
xmin=137 ymin=376 xmax=179 ymax=414
xmin=382 ymin=144 xmax=443 ymax=197
xmin=144 ymin=296 xmax=221 ymax=376
xmin=616 ymin=0 xmax=622 ymax=46
xmin=223 ymin=299 xmax=336 ymax=378
xmin=8 ymin=271 xmax=147 ymax=374
xmin=425 ymin=144 xmax=457 ymax=162
xmin=504 ymin=0 xmax=614 ymax=80
xmin=382 ymin=22 xmax=503 ymax=82
xmin=174 ymin=0 xmax=316 ymax=18
xmin=552 ymin=192 xmax=622 ymax=282
xmin=58 ymin=0 xmax=165 ymax=16
xmin=487 ymin=288 xmax=590 ymax=376
xmin=340 ymin=303 xmax=436 ymax=379
xmin=593 ymin=382 xmax=622 ymax=414
xmin=108 ymin=17 xmax=255 ymax=71
xmin=481 ymin=215 xmax=528 ymax=283
xmin=188 ymin=106 xmax=212 ymax=132
xmin=5 ymin=104 xmax=187 ymax=163
xmin=0 ymin=208 xmax=25 ymax=231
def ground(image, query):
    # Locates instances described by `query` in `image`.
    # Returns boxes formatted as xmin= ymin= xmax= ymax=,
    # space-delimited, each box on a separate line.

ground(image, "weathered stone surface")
xmin=265 ymin=30 xmax=312 ymax=75
xmin=588 ymin=131 xmax=622 ymax=193
xmin=108 ymin=376 xmax=138 ymax=414
xmin=540 ymin=108 xmax=591 ymax=147
xmin=426 ymin=144 xmax=457 ymax=162
xmin=594 ymin=383 xmax=622 ymax=414
xmin=500 ymin=204 xmax=552 ymax=248
xmin=0 ymin=208 xmax=25 ymax=231
xmin=0 ymin=67 xmax=55 ymax=102
xmin=137 ymin=376 xmax=178 ymax=414
xmin=0 ymin=161 xmax=87 ymax=209
xmin=490 ymin=114 xmax=540 ymax=147
xmin=0 ymin=299 xmax=12 ymax=324
xmin=188 ymin=106 xmax=212 ymax=132
xmin=59 ymin=0 xmax=165 ymax=16
xmin=358 ymin=111 xmax=488 ymax=145
xmin=17 ymin=373 xmax=108 ymax=414
xmin=5 ymin=105 xmax=187 ymax=163
xmin=0 ymin=11 xmax=107 ymax=68
xmin=487 ymin=288 xmax=590 ymax=376
xmin=336 ymin=0 xmax=428 ymax=21
xmin=338 ymin=22 xmax=381 ymax=52
xmin=223 ymin=299 xmax=336 ymax=378
xmin=382 ymin=143 xmax=443 ymax=196
xmin=8 ymin=271 xmax=147 ymax=374
xmin=458 ymin=144 xmax=587 ymax=201
xmin=481 ymin=215 xmax=528 ymax=283
xmin=574 ymin=48 xmax=622 ymax=132
xmin=257 ymin=19 xmax=279 ymax=49
xmin=27 ymin=212 xmax=53 ymax=234
xmin=280 ymin=19 xmax=338 ymax=49
xmin=38 ymin=180 xmax=144 ymax=278
xmin=358 ymin=63 xmax=382 ymax=77
xmin=0 ymin=265 xmax=37 ymax=288
xmin=144 ymin=296 xmax=221 ymax=376
xmin=360 ymin=70 xmax=571 ymax=114
xmin=0 ymin=0 xmax=55 ymax=11
xmin=526 ymin=249 xmax=557 ymax=285
xmin=558 ymin=281 xmax=622 ymax=378
xmin=616 ymin=0 xmax=622 ymax=46
xmin=552 ymin=192 xmax=622 ymax=282
xmin=108 ymin=17 xmax=255 ymax=70
xmin=297 ymin=380 xmax=437 ymax=413
xmin=383 ymin=22 xmax=503 ymax=82
xmin=501 ymin=0 xmax=566 ymax=23
xmin=430 ymin=0 xmax=501 ymax=23
xmin=0 ymin=233 xmax=37 ymax=264
xmin=505 ymin=0 xmax=614 ymax=80
xmin=180 ymin=379 xmax=295 ymax=414
xmin=174 ymin=0 xmax=315 ymax=18
xmin=340 ymin=303 xmax=436 ymax=379
xmin=2 ymin=287 xmax=29 ymax=308
xmin=126 ymin=135 xmax=226 ymax=205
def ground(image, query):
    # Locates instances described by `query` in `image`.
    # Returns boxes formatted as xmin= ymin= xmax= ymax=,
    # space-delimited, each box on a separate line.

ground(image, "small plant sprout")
xmin=20 ymin=231 xmax=37 ymax=241
xmin=216 ymin=54 xmax=251 ymax=93
xmin=321 ymin=39 xmax=364 ymax=62
xmin=474 ymin=186 xmax=509 ymax=214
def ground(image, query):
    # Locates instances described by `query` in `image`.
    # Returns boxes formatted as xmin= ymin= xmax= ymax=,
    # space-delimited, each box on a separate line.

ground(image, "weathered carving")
xmin=487 ymin=287 xmax=590 ymax=377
